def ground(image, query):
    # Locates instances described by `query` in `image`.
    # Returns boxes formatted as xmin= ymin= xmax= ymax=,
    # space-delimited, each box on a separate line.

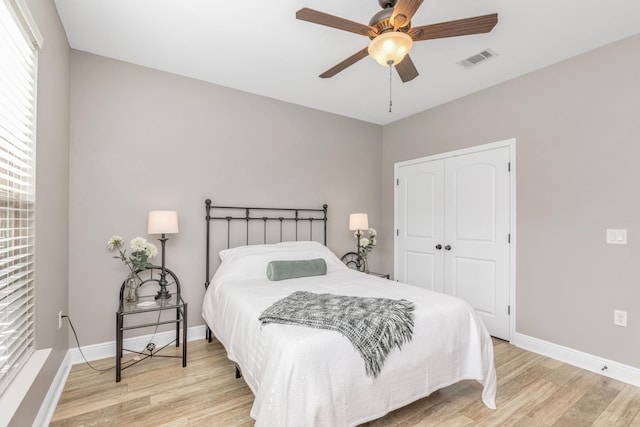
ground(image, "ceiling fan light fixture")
xmin=368 ymin=31 xmax=413 ymax=66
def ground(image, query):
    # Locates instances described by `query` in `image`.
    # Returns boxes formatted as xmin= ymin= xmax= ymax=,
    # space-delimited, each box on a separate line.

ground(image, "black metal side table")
xmin=341 ymin=252 xmax=364 ymax=271
xmin=115 ymin=266 xmax=187 ymax=382
xmin=341 ymin=252 xmax=390 ymax=279
xmin=366 ymin=271 xmax=390 ymax=279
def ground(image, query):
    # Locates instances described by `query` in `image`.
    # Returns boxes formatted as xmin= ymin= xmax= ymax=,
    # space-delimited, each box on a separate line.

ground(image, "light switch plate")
xmin=606 ymin=229 xmax=627 ymax=244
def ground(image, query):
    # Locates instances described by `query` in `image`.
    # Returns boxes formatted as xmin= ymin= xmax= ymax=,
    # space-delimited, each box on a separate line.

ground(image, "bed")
xmin=202 ymin=200 xmax=496 ymax=426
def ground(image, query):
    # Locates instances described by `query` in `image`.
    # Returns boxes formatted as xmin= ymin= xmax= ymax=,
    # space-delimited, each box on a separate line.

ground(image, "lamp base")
xmin=155 ymin=286 xmax=171 ymax=300
xmin=155 ymin=291 xmax=171 ymax=300
xmin=156 ymin=236 xmax=171 ymax=300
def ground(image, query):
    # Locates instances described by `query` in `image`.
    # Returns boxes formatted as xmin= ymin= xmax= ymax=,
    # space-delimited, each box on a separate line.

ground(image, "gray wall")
xmin=68 ymin=51 xmax=383 ymax=346
xmin=381 ymin=34 xmax=640 ymax=368
xmin=10 ymin=0 xmax=70 ymax=425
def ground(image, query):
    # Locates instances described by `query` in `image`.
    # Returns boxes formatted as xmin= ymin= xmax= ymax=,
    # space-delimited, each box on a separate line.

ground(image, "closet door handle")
xmin=444 ymin=245 xmax=452 ymax=251
xmin=435 ymin=244 xmax=442 ymax=250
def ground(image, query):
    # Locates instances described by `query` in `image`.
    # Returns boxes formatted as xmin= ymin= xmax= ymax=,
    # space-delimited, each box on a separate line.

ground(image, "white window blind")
xmin=0 ymin=0 xmax=40 ymax=396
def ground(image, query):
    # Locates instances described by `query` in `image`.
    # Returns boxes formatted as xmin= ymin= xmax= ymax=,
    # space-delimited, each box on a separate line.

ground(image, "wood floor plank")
xmin=474 ymin=378 xmax=559 ymax=426
xmin=435 ymin=414 xmax=476 ymax=427
xmin=552 ymin=378 xmax=624 ymax=427
xmin=496 ymin=350 xmax=546 ymax=386
xmin=51 ymin=338 xmax=640 ymax=426
xmin=459 ymin=363 xmax=550 ymax=423
xmin=50 ymin=395 xmax=151 ymax=426
xmin=545 ymin=362 xmax=584 ymax=386
xmin=400 ymin=385 xmax=479 ymax=425
xmin=361 ymin=391 xmax=444 ymax=426
xmin=629 ymin=409 xmax=640 ymax=427
xmin=593 ymin=384 xmax=640 ymax=427
xmin=526 ymin=368 xmax=600 ymax=426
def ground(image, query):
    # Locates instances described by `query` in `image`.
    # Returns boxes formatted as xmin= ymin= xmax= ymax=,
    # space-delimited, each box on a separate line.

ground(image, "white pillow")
xmin=217 ymin=241 xmax=346 ymax=280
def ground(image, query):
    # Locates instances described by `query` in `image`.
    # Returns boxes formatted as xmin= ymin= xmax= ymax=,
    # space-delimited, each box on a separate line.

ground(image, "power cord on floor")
xmin=63 ymin=315 xmax=114 ymax=372
xmin=63 ymin=311 xmax=163 ymax=372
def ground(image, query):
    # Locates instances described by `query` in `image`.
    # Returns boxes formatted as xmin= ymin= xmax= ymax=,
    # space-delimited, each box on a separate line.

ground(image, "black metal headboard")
xmin=204 ymin=199 xmax=328 ymax=290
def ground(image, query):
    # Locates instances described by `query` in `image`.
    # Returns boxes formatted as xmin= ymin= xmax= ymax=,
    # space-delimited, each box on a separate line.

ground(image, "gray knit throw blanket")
xmin=258 ymin=291 xmax=415 ymax=378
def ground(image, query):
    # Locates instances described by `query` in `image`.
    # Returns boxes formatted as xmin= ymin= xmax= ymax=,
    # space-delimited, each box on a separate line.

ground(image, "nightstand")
xmin=341 ymin=252 xmax=363 ymax=271
xmin=340 ymin=252 xmax=390 ymax=279
xmin=115 ymin=266 xmax=187 ymax=382
xmin=366 ymin=271 xmax=390 ymax=279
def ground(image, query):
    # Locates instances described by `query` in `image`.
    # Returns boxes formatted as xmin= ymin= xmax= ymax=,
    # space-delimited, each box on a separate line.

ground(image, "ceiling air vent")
xmin=458 ymin=49 xmax=498 ymax=68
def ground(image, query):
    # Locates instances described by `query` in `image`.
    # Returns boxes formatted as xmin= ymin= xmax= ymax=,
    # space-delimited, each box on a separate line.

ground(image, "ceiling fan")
xmin=296 ymin=0 xmax=498 ymax=83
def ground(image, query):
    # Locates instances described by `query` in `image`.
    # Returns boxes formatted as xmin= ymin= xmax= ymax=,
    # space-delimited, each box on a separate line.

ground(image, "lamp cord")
xmin=64 ymin=315 xmax=114 ymax=372
xmin=64 ymin=310 xmax=162 ymax=372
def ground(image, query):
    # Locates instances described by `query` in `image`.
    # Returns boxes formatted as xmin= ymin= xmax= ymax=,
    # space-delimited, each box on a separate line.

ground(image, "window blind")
xmin=0 ymin=0 xmax=40 ymax=396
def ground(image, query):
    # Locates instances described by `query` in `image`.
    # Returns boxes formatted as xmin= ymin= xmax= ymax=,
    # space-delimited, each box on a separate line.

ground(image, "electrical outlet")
xmin=58 ymin=311 xmax=63 ymax=329
xmin=614 ymin=310 xmax=627 ymax=327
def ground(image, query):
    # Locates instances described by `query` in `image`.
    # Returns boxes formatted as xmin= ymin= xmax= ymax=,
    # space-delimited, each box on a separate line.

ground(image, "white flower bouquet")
xmin=107 ymin=235 xmax=158 ymax=276
xmin=355 ymin=228 xmax=377 ymax=261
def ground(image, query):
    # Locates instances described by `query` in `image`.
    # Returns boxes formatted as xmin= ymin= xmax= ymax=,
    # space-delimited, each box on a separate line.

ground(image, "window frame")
xmin=0 ymin=0 xmax=42 ymax=397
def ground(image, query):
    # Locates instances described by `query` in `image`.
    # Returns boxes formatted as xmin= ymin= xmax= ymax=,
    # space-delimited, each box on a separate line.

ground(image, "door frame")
xmin=394 ymin=138 xmax=517 ymax=341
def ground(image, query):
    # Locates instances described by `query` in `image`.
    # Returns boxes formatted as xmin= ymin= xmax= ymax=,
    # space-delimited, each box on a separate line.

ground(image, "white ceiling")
xmin=53 ymin=0 xmax=640 ymax=125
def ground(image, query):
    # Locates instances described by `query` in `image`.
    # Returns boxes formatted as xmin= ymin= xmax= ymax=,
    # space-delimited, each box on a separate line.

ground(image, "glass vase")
xmin=360 ymin=256 xmax=369 ymax=273
xmin=124 ymin=274 xmax=140 ymax=303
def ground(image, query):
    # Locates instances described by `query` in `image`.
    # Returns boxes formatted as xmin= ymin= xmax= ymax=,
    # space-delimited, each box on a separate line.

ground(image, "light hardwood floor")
xmin=51 ymin=338 xmax=640 ymax=426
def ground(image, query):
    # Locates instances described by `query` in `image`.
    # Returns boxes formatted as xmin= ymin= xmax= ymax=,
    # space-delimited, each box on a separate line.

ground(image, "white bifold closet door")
xmin=395 ymin=146 xmax=511 ymax=340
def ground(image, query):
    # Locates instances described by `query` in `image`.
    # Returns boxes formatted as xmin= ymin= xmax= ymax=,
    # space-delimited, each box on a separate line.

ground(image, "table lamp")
xmin=349 ymin=213 xmax=368 ymax=270
xmin=148 ymin=210 xmax=179 ymax=299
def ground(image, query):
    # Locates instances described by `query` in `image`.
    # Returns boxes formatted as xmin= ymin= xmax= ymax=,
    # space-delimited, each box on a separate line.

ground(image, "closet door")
xmin=395 ymin=143 xmax=512 ymax=341
xmin=443 ymin=146 xmax=511 ymax=340
xmin=395 ymin=160 xmax=444 ymax=292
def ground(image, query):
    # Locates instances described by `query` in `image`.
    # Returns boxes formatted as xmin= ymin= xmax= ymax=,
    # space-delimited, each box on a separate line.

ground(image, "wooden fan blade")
xmin=390 ymin=0 xmax=424 ymax=30
xmin=296 ymin=8 xmax=377 ymax=37
xmin=395 ymin=55 xmax=419 ymax=83
xmin=409 ymin=13 xmax=498 ymax=41
xmin=319 ymin=47 xmax=370 ymax=78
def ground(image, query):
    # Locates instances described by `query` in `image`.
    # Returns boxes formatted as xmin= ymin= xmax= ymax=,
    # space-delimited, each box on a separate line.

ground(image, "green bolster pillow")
xmin=266 ymin=258 xmax=327 ymax=281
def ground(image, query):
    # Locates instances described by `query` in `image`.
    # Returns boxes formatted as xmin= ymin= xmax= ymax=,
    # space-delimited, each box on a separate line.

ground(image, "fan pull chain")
xmin=388 ymin=64 xmax=393 ymax=113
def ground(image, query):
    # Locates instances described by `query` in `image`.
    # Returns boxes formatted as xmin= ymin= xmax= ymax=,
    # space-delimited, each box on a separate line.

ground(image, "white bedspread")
xmin=202 ymin=242 xmax=496 ymax=427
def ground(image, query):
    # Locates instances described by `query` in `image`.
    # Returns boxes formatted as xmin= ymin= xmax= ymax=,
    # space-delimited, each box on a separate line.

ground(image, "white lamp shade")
xmin=148 ymin=211 xmax=179 ymax=234
xmin=349 ymin=213 xmax=369 ymax=231
xmin=368 ymin=31 xmax=413 ymax=66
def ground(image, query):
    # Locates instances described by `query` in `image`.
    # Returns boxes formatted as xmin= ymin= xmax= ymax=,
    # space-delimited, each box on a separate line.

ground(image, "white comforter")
xmin=202 ymin=242 xmax=496 ymax=427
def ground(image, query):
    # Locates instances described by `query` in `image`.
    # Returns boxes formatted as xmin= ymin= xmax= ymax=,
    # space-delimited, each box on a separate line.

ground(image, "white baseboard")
xmin=33 ymin=351 xmax=72 ymax=427
xmin=69 ymin=324 xmax=207 ymax=364
xmin=511 ymin=332 xmax=640 ymax=388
